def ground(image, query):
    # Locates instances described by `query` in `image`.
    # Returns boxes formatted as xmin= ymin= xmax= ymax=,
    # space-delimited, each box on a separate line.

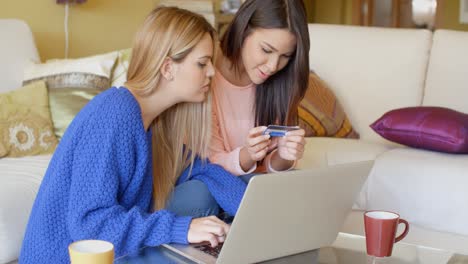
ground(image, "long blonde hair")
xmin=125 ymin=6 xmax=216 ymax=210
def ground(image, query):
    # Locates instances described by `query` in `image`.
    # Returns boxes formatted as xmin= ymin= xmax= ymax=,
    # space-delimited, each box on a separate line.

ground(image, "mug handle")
xmin=395 ymin=218 xmax=410 ymax=243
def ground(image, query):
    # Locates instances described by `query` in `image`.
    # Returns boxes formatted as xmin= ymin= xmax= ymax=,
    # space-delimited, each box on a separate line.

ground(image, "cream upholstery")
xmin=297 ymin=138 xmax=394 ymax=169
xmin=0 ymin=155 xmax=51 ymax=263
xmin=308 ymin=24 xmax=432 ymax=143
xmin=423 ymin=30 xmax=468 ymax=113
xmin=302 ymin=24 xmax=468 ymax=251
xmin=0 ymin=19 xmax=39 ymax=93
xmin=361 ymin=148 xmax=468 ymax=236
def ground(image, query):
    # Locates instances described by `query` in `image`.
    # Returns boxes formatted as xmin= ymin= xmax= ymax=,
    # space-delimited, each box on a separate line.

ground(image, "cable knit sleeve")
xmin=66 ymin=109 xmax=191 ymax=257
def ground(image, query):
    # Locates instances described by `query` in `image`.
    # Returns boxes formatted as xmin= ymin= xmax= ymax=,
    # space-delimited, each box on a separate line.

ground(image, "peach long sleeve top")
xmin=209 ymin=70 xmax=285 ymax=176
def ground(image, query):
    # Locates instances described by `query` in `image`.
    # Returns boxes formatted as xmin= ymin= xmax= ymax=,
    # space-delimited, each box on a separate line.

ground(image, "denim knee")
xmin=240 ymin=173 xmax=256 ymax=183
xmin=166 ymin=180 xmax=219 ymax=218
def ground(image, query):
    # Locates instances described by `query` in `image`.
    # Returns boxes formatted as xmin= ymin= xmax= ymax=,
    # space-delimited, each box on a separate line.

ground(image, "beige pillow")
xmin=22 ymin=52 xmax=117 ymax=138
xmin=0 ymin=81 xmax=58 ymax=157
xmin=110 ymin=48 xmax=132 ymax=88
xmin=23 ymin=52 xmax=118 ymax=89
xmin=48 ymin=88 xmax=100 ymax=138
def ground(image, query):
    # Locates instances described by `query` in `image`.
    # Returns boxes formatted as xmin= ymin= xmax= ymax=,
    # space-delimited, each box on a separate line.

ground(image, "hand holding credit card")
xmin=262 ymin=125 xmax=300 ymax=137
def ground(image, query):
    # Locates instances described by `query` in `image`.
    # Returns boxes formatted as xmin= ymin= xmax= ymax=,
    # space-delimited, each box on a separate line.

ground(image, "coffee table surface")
xmin=116 ymin=232 xmax=468 ymax=264
xmin=316 ymin=233 xmax=467 ymax=264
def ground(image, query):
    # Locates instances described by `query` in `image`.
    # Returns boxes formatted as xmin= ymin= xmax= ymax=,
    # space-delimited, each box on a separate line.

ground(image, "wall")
xmin=310 ymin=0 xmax=353 ymax=25
xmin=0 ymin=0 xmax=157 ymax=61
xmin=311 ymin=0 xmax=468 ymax=31
xmin=5 ymin=0 xmax=466 ymax=62
xmin=313 ymin=0 xmax=347 ymax=25
xmin=303 ymin=0 xmax=314 ymax=22
xmin=439 ymin=0 xmax=468 ymax=31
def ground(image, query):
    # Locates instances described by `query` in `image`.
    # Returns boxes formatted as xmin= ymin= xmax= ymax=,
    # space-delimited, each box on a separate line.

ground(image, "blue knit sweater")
xmin=19 ymin=87 xmax=246 ymax=264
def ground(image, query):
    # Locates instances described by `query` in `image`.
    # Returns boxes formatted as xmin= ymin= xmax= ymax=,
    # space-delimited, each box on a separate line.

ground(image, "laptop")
xmin=162 ymin=160 xmax=373 ymax=264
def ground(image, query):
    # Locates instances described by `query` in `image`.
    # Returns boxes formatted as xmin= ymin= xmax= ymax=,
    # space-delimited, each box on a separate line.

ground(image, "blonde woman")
xmin=20 ymin=7 xmax=246 ymax=263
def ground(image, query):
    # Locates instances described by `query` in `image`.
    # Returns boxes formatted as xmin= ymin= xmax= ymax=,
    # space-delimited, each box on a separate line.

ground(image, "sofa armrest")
xmin=0 ymin=19 xmax=40 ymax=93
xmin=0 ymin=155 xmax=51 ymax=264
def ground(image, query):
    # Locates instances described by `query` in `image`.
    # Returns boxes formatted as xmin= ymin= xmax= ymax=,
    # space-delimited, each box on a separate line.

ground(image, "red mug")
xmin=364 ymin=211 xmax=409 ymax=257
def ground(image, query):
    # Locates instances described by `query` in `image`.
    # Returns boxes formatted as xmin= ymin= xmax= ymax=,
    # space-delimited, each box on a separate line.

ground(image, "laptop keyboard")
xmin=194 ymin=243 xmax=224 ymax=257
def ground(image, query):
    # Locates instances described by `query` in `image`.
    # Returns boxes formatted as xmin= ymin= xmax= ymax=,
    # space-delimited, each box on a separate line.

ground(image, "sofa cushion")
xmin=307 ymin=24 xmax=432 ymax=144
xmin=423 ymin=30 xmax=468 ymax=114
xmin=23 ymin=52 xmax=117 ymax=89
xmin=297 ymin=137 xmax=394 ymax=169
xmin=0 ymin=81 xmax=58 ymax=158
xmin=0 ymin=155 xmax=52 ymax=263
xmin=358 ymin=148 xmax=468 ymax=236
xmin=48 ymin=88 xmax=101 ymax=139
xmin=22 ymin=52 xmax=117 ymax=138
xmin=371 ymin=106 xmax=468 ymax=154
xmin=110 ymin=48 xmax=131 ymax=88
xmin=298 ymin=72 xmax=359 ymax=139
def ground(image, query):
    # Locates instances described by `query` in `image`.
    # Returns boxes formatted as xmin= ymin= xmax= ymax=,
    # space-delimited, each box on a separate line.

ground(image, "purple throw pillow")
xmin=370 ymin=107 xmax=468 ymax=154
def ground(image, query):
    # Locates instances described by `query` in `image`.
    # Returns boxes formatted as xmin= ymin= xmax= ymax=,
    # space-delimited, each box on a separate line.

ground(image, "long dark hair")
xmin=220 ymin=0 xmax=310 ymax=126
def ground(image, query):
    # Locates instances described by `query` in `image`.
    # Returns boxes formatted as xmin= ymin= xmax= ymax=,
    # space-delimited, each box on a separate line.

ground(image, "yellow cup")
xmin=68 ymin=240 xmax=114 ymax=264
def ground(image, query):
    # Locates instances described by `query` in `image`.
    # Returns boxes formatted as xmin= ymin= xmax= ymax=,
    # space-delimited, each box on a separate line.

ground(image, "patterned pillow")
xmin=23 ymin=52 xmax=117 ymax=138
xmin=0 ymin=81 xmax=58 ymax=157
xmin=298 ymin=72 xmax=359 ymax=138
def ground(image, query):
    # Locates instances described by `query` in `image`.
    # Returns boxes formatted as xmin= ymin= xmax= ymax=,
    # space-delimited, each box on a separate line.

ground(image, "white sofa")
xmin=0 ymin=19 xmax=53 ymax=264
xmin=1 ymin=19 xmax=468 ymax=263
xmin=298 ymin=24 xmax=468 ymax=254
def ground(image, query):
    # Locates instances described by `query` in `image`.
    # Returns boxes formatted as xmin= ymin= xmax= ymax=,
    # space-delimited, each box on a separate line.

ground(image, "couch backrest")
xmin=308 ymin=24 xmax=432 ymax=143
xmin=0 ymin=19 xmax=40 ymax=93
xmin=423 ymin=30 xmax=468 ymax=114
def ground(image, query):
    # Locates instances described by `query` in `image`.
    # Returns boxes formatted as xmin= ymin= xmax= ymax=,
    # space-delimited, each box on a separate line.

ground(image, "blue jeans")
xmin=240 ymin=173 xmax=257 ymax=183
xmin=165 ymin=180 xmax=219 ymax=217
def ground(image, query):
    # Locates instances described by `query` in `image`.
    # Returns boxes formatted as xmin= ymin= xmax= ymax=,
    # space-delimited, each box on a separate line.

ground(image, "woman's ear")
xmin=160 ymin=57 xmax=174 ymax=81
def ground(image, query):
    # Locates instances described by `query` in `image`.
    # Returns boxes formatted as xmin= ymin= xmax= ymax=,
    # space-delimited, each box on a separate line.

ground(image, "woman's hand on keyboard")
xmin=188 ymin=216 xmax=231 ymax=247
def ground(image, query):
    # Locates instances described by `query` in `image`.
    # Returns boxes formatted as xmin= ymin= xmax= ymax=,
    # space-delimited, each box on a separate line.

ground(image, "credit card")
xmin=262 ymin=125 xmax=300 ymax=137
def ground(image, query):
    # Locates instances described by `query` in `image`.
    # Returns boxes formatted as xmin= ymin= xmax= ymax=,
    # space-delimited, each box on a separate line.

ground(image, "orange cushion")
xmin=298 ymin=72 xmax=359 ymax=139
